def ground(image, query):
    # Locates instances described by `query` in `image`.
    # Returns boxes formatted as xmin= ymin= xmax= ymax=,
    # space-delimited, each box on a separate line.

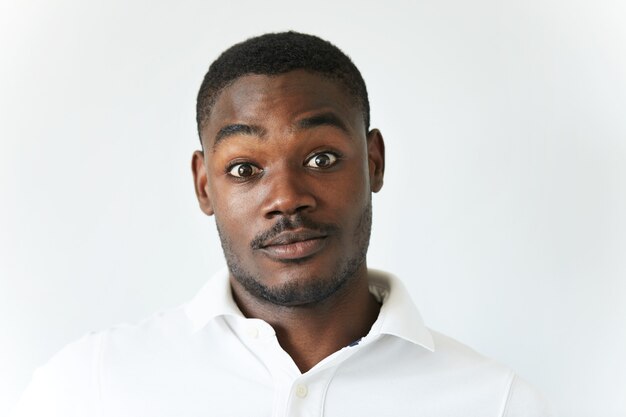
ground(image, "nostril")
xmin=264 ymin=203 xmax=312 ymax=218
xmin=294 ymin=205 xmax=311 ymax=214
xmin=264 ymin=201 xmax=315 ymax=219
xmin=265 ymin=209 xmax=283 ymax=219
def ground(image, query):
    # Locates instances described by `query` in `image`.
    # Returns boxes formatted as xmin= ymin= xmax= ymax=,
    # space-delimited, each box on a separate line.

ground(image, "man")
xmin=12 ymin=31 xmax=552 ymax=416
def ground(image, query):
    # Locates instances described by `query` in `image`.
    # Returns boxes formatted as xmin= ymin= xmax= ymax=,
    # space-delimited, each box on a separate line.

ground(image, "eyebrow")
xmin=295 ymin=112 xmax=349 ymax=134
xmin=213 ymin=124 xmax=265 ymax=151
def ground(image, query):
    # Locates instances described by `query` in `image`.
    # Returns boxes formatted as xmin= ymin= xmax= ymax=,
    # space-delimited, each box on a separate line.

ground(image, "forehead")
xmin=200 ymin=70 xmax=363 ymax=147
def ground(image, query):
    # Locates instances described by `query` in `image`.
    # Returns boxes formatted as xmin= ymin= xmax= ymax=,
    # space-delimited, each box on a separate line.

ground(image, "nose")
xmin=262 ymin=167 xmax=317 ymax=219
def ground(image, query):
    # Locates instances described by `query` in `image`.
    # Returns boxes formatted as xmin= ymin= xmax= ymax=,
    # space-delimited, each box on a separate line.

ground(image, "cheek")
xmin=320 ymin=166 xmax=370 ymax=220
xmin=209 ymin=182 xmax=260 ymax=241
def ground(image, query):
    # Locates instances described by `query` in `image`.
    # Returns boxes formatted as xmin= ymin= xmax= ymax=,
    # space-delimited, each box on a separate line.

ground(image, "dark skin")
xmin=192 ymin=70 xmax=385 ymax=373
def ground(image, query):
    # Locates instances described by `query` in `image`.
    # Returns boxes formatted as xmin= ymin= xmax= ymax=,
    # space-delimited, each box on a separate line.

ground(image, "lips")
xmin=258 ymin=229 xmax=328 ymax=261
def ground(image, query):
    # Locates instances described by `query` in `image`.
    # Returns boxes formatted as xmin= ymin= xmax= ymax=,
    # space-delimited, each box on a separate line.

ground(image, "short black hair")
xmin=196 ymin=31 xmax=370 ymax=141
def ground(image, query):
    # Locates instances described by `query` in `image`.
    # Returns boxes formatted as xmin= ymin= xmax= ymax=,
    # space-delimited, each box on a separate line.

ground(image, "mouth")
xmin=258 ymin=229 xmax=329 ymax=261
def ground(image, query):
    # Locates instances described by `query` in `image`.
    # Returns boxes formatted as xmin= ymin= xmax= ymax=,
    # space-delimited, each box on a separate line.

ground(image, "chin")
xmin=231 ymin=256 xmax=363 ymax=307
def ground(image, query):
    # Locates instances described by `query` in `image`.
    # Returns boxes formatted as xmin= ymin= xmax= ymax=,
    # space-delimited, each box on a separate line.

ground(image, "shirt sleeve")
xmin=502 ymin=374 xmax=556 ymax=417
xmin=10 ymin=332 xmax=103 ymax=417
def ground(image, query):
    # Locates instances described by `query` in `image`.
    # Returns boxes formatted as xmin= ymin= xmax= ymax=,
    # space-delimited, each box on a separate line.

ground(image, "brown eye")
xmin=228 ymin=163 xmax=261 ymax=178
xmin=306 ymin=152 xmax=338 ymax=168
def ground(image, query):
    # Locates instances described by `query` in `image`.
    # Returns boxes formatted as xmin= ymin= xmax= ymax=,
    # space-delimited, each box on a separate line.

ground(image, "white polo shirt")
xmin=11 ymin=268 xmax=553 ymax=417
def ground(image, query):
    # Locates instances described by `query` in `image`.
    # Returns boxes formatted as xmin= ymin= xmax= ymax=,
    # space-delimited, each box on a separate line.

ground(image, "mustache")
xmin=250 ymin=215 xmax=339 ymax=250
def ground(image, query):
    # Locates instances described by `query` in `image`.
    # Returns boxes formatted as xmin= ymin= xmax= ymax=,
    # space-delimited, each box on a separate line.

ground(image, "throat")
xmin=267 ymin=292 xmax=381 ymax=373
xmin=228 ymin=264 xmax=381 ymax=373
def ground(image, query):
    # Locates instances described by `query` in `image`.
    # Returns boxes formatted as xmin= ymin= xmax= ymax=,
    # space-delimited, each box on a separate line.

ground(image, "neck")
xmin=230 ymin=264 xmax=381 ymax=373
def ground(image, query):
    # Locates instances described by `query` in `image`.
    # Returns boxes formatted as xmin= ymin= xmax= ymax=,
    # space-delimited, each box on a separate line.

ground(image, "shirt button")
xmin=246 ymin=325 xmax=259 ymax=339
xmin=295 ymin=384 xmax=308 ymax=398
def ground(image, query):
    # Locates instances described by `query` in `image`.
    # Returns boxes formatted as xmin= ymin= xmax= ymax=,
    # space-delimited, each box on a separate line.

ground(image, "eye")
xmin=305 ymin=152 xmax=339 ymax=169
xmin=227 ymin=162 xmax=262 ymax=178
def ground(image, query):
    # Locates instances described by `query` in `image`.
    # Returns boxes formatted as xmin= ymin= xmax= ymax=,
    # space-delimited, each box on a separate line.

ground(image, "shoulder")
xmin=10 ymin=330 xmax=103 ymax=417
xmin=503 ymin=374 xmax=555 ymax=417
xmin=429 ymin=330 xmax=554 ymax=416
xmin=11 ymin=306 xmax=190 ymax=417
xmin=429 ymin=329 xmax=498 ymax=365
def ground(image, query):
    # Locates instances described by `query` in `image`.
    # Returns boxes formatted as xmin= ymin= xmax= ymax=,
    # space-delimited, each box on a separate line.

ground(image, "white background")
xmin=1 ymin=0 xmax=625 ymax=416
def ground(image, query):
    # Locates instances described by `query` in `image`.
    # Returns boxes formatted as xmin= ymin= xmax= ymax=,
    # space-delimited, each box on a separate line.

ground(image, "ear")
xmin=192 ymin=150 xmax=214 ymax=216
xmin=366 ymin=129 xmax=385 ymax=193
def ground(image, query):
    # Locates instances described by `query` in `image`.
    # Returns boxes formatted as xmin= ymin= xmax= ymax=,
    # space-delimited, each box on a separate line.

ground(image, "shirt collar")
xmin=185 ymin=267 xmax=243 ymax=333
xmin=366 ymin=268 xmax=435 ymax=352
xmin=185 ymin=267 xmax=434 ymax=352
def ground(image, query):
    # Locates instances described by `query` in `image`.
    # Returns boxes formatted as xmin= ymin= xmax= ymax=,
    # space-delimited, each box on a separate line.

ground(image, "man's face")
xmin=192 ymin=70 xmax=384 ymax=307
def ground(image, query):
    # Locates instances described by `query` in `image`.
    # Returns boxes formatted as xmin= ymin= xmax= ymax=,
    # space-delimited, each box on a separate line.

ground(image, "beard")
xmin=215 ymin=200 xmax=373 ymax=307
